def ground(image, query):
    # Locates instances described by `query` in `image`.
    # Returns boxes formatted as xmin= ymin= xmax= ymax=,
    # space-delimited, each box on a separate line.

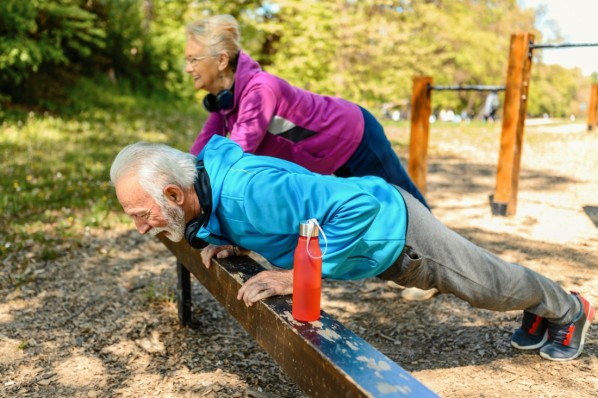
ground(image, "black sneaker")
xmin=511 ymin=311 xmax=549 ymax=350
xmin=540 ymin=292 xmax=595 ymax=361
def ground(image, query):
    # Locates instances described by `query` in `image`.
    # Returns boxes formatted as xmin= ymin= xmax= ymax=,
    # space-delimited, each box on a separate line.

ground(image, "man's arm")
xmin=200 ymin=243 xmax=250 ymax=268
xmin=244 ymin=170 xmax=381 ymax=276
xmin=201 ymin=242 xmax=292 ymax=307
xmin=220 ymin=167 xmax=384 ymax=306
xmin=237 ymin=269 xmax=293 ymax=306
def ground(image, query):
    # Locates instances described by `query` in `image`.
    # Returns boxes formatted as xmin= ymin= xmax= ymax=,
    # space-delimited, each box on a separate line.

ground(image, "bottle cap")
xmin=299 ymin=222 xmax=319 ymax=237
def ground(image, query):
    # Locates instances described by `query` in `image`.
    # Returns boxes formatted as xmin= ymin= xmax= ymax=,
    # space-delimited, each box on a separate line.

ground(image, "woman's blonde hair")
xmin=186 ymin=15 xmax=241 ymax=63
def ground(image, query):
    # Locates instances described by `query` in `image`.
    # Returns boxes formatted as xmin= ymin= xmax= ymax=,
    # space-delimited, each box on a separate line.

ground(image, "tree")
xmin=0 ymin=0 xmax=107 ymax=102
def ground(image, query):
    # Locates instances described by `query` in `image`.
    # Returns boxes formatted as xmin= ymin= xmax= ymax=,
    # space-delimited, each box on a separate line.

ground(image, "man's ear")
xmin=163 ymin=185 xmax=185 ymax=206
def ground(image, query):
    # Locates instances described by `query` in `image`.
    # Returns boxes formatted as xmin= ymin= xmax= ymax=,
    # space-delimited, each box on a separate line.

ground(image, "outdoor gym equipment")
xmin=409 ymin=33 xmax=598 ymax=216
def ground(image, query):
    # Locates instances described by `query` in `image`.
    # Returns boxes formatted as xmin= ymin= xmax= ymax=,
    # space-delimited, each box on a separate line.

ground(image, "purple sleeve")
xmin=190 ymin=113 xmax=225 ymax=155
xmin=229 ymin=85 xmax=277 ymax=153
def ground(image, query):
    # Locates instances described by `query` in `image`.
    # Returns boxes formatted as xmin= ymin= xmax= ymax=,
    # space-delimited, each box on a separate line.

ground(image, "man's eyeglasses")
xmin=185 ymin=54 xmax=216 ymax=68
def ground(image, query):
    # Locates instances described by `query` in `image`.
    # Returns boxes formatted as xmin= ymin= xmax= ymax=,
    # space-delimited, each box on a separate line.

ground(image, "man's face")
xmin=115 ymin=174 xmax=186 ymax=242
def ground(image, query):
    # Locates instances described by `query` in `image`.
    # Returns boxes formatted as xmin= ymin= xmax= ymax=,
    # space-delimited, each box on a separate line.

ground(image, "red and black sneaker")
xmin=511 ymin=311 xmax=549 ymax=350
xmin=540 ymin=291 xmax=595 ymax=361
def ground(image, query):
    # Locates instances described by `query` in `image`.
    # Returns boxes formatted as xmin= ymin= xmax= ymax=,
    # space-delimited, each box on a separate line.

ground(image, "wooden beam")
xmin=159 ymin=236 xmax=438 ymax=398
xmin=408 ymin=76 xmax=433 ymax=195
xmin=490 ymin=33 xmax=535 ymax=216
xmin=588 ymin=83 xmax=598 ymax=131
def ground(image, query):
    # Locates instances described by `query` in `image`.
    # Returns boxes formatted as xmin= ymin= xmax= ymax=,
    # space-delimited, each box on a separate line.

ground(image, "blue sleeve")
xmin=243 ymin=168 xmax=380 ymax=277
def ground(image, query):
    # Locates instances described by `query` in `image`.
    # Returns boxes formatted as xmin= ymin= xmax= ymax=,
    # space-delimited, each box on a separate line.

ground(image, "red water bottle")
xmin=292 ymin=221 xmax=322 ymax=321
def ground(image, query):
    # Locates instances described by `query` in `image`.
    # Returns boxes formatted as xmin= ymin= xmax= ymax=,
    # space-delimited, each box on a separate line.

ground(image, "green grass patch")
xmin=1 ymin=76 xmax=205 ymax=285
xmin=143 ymin=280 xmax=176 ymax=306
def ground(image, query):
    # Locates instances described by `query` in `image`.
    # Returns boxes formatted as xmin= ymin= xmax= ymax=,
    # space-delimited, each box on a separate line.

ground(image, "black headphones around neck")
xmin=203 ymin=88 xmax=234 ymax=112
xmin=202 ymin=53 xmax=239 ymax=113
xmin=184 ymin=162 xmax=211 ymax=249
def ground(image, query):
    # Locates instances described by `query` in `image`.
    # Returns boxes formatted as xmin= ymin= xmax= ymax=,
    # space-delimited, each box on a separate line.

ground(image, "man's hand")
xmin=237 ymin=269 xmax=293 ymax=307
xmin=200 ymin=244 xmax=250 ymax=269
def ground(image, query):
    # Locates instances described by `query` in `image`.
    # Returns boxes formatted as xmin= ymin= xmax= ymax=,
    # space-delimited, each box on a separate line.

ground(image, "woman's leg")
xmin=335 ymin=107 xmax=430 ymax=210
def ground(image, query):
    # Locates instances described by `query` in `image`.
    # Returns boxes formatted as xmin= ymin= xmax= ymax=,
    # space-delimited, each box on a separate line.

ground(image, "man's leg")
xmin=390 ymin=186 xmax=578 ymax=321
xmin=384 ymin=187 xmax=595 ymax=361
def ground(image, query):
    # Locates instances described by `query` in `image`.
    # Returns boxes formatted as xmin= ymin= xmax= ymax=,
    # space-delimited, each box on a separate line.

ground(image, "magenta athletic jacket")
xmin=190 ymin=51 xmax=364 ymax=175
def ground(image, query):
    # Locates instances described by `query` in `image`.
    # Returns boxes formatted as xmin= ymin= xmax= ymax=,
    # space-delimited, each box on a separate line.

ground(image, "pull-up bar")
xmin=409 ymin=33 xmax=597 ymax=218
xmin=429 ymin=84 xmax=505 ymax=92
xmin=528 ymin=42 xmax=598 ymax=57
xmin=530 ymin=42 xmax=598 ymax=50
xmin=408 ymin=79 xmax=506 ymax=194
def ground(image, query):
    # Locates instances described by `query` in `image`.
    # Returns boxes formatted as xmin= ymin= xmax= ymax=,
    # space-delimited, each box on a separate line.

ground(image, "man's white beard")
xmin=149 ymin=202 xmax=186 ymax=242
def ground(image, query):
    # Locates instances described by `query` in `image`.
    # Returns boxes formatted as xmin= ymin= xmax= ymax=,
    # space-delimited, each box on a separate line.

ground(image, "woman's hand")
xmin=200 ymin=244 xmax=249 ymax=269
xmin=237 ymin=269 xmax=293 ymax=307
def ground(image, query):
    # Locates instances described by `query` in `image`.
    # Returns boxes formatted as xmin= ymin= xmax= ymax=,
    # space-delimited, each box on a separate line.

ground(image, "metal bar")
xmin=177 ymin=260 xmax=192 ymax=326
xmin=531 ymin=42 xmax=598 ymax=50
xmin=159 ymin=236 xmax=438 ymax=398
xmin=429 ymin=84 xmax=505 ymax=92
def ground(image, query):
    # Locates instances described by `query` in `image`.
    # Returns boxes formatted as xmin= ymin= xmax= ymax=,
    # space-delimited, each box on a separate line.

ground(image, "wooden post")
xmin=588 ymin=83 xmax=598 ymax=131
xmin=490 ymin=33 xmax=534 ymax=216
xmin=408 ymin=76 xmax=432 ymax=195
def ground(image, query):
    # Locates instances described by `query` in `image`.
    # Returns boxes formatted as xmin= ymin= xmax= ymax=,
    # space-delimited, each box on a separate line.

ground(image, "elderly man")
xmin=110 ymin=135 xmax=593 ymax=362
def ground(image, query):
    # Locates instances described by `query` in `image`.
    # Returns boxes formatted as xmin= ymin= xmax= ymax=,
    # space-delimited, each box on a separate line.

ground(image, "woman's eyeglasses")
xmin=185 ymin=54 xmax=216 ymax=68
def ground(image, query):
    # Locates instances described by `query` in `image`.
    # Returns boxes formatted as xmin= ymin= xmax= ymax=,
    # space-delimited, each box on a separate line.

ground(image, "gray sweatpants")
xmin=378 ymin=187 xmax=578 ymax=325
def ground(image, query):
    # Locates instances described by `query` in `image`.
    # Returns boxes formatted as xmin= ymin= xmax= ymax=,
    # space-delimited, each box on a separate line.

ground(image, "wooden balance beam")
xmin=158 ymin=237 xmax=438 ymax=398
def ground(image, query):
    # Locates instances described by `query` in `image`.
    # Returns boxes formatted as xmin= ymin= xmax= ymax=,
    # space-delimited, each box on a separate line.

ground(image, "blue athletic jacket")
xmin=195 ymin=135 xmax=408 ymax=280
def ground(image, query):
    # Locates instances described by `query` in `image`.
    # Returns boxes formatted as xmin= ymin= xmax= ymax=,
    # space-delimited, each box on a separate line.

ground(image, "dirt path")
xmin=1 ymin=122 xmax=597 ymax=397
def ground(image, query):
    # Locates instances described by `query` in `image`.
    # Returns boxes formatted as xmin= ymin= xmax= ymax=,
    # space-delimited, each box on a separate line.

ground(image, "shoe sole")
xmin=401 ymin=287 xmax=439 ymax=301
xmin=539 ymin=301 xmax=595 ymax=361
xmin=510 ymin=330 xmax=548 ymax=350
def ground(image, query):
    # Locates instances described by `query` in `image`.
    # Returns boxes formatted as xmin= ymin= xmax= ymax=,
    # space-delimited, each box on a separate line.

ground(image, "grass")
xmin=384 ymin=118 xmax=505 ymax=157
xmin=0 ymin=77 xmax=205 ymax=286
xmin=144 ymin=280 xmax=177 ymax=306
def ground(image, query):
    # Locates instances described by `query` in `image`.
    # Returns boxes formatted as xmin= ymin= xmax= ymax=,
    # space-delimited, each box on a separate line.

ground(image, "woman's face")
xmin=184 ymin=39 xmax=221 ymax=93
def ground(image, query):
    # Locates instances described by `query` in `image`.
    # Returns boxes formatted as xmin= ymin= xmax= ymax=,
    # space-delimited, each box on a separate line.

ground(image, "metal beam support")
xmin=429 ymin=84 xmax=505 ymax=92
xmin=160 ymin=236 xmax=438 ymax=398
xmin=530 ymin=42 xmax=598 ymax=50
xmin=176 ymin=260 xmax=192 ymax=326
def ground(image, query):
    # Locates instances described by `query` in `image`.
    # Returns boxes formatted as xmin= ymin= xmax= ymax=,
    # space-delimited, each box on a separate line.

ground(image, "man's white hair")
xmin=110 ymin=142 xmax=197 ymax=204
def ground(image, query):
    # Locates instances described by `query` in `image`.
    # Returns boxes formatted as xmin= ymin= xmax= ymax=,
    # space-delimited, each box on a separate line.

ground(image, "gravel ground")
xmin=1 ymin=121 xmax=597 ymax=397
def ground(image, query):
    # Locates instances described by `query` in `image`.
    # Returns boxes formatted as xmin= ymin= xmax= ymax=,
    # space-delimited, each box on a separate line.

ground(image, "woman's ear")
xmin=218 ymin=52 xmax=230 ymax=71
xmin=163 ymin=184 xmax=185 ymax=205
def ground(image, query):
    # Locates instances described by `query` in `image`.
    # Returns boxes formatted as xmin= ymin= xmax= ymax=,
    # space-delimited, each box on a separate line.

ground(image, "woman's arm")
xmin=229 ymin=84 xmax=279 ymax=153
xmin=190 ymin=113 xmax=226 ymax=155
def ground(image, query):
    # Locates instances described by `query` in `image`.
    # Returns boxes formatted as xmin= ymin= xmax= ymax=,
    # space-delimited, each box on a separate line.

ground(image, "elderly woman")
xmin=184 ymin=14 xmax=436 ymax=300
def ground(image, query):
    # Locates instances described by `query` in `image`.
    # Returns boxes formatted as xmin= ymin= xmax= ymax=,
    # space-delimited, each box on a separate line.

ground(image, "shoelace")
xmin=547 ymin=322 xmax=574 ymax=345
